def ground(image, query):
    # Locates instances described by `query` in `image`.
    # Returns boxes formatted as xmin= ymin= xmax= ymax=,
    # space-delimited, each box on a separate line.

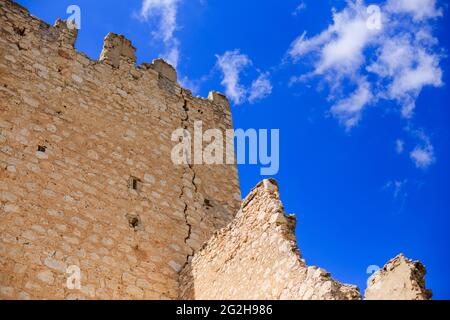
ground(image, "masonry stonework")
xmin=0 ymin=0 xmax=240 ymax=300
xmin=180 ymin=180 xmax=432 ymax=300
xmin=180 ymin=179 xmax=362 ymax=300
xmin=365 ymin=254 xmax=432 ymax=300
xmin=0 ymin=0 xmax=432 ymax=300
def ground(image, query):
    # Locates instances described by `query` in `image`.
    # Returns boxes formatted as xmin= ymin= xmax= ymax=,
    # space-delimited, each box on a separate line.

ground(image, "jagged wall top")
xmin=365 ymin=254 xmax=432 ymax=300
xmin=2 ymin=0 xmax=230 ymax=111
xmin=180 ymin=179 xmax=362 ymax=300
xmin=99 ymin=32 xmax=136 ymax=68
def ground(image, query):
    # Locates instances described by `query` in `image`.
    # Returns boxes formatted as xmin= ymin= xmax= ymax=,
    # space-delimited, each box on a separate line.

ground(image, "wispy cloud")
xmin=395 ymin=139 xmax=405 ymax=154
xmin=139 ymin=0 xmax=181 ymax=68
xmin=330 ymin=77 xmax=373 ymax=129
xmin=288 ymin=0 xmax=444 ymax=129
xmin=384 ymin=179 xmax=408 ymax=199
xmin=216 ymin=50 xmax=272 ymax=105
xmin=216 ymin=50 xmax=252 ymax=105
xmin=383 ymin=179 xmax=409 ymax=214
xmin=410 ymin=146 xmax=435 ymax=169
xmin=292 ymin=2 xmax=307 ymax=16
xmin=409 ymin=130 xmax=435 ymax=169
xmin=249 ymin=73 xmax=273 ymax=103
xmin=140 ymin=0 xmax=180 ymax=42
xmin=386 ymin=0 xmax=443 ymax=21
xmin=395 ymin=127 xmax=436 ymax=169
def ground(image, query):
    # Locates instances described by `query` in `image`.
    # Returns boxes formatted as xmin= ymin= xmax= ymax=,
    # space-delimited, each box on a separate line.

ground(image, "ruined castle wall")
xmin=179 ymin=179 xmax=361 ymax=300
xmin=0 ymin=0 xmax=240 ymax=300
xmin=365 ymin=254 xmax=432 ymax=300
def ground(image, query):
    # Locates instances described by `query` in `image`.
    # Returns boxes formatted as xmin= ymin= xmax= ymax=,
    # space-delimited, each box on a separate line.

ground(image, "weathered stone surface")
xmin=150 ymin=59 xmax=177 ymax=82
xmin=53 ymin=19 xmax=78 ymax=47
xmin=99 ymin=32 xmax=136 ymax=68
xmin=180 ymin=179 xmax=361 ymax=300
xmin=0 ymin=0 xmax=239 ymax=300
xmin=365 ymin=254 xmax=432 ymax=300
xmin=208 ymin=91 xmax=230 ymax=109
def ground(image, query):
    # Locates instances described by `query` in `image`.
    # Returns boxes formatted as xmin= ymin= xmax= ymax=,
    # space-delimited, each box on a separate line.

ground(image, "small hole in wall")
xmin=130 ymin=217 xmax=139 ymax=228
xmin=14 ymin=27 xmax=26 ymax=37
xmin=204 ymin=198 xmax=214 ymax=210
xmin=126 ymin=214 xmax=143 ymax=231
xmin=37 ymin=145 xmax=47 ymax=153
xmin=128 ymin=176 xmax=142 ymax=192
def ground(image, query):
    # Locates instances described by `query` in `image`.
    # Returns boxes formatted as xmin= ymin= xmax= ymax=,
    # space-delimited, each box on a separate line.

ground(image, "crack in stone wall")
xmin=178 ymin=97 xmax=198 ymax=271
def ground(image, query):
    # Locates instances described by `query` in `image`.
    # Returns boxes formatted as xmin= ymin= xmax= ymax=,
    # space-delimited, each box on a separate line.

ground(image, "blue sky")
xmin=18 ymin=0 xmax=450 ymax=299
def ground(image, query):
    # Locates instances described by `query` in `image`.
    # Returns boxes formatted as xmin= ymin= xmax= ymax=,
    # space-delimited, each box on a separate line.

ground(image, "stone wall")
xmin=0 ymin=0 xmax=240 ymax=300
xmin=179 ymin=179 xmax=432 ymax=300
xmin=180 ymin=179 xmax=362 ymax=300
xmin=365 ymin=254 xmax=432 ymax=300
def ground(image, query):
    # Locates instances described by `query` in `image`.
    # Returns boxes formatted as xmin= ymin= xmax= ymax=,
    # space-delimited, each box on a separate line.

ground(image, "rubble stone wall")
xmin=365 ymin=254 xmax=432 ymax=300
xmin=180 ymin=180 xmax=362 ymax=300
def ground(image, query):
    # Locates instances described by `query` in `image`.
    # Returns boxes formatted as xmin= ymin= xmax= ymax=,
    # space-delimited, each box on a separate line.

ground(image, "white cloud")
xmin=384 ymin=180 xmax=408 ymax=198
xmin=290 ymin=1 xmax=376 ymax=77
xmin=316 ymin=13 xmax=372 ymax=75
xmin=292 ymin=2 xmax=307 ymax=16
xmin=395 ymin=139 xmax=405 ymax=154
xmin=330 ymin=78 xmax=373 ymax=129
xmin=140 ymin=0 xmax=181 ymax=68
xmin=140 ymin=0 xmax=180 ymax=42
xmin=368 ymin=37 xmax=443 ymax=118
xmin=288 ymin=0 xmax=444 ymax=129
xmin=249 ymin=73 xmax=273 ymax=103
xmin=216 ymin=50 xmax=273 ymax=105
xmin=385 ymin=0 xmax=442 ymax=21
xmin=216 ymin=50 xmax=252 ymax=105
xmin=408 ymin=129 xmax=435 ymax=169
xmin=410 ymin=147 xmax=435 ymax=168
